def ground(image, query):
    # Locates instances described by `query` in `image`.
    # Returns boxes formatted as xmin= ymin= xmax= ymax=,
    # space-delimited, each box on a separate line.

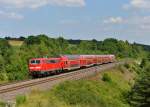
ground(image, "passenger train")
xmin=28 ymin=55 xmax=115 ymax=77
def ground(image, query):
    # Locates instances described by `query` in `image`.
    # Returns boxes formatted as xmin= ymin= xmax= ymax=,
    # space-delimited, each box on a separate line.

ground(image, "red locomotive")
xmin=28 ymin=55 xmax=115 ymax=77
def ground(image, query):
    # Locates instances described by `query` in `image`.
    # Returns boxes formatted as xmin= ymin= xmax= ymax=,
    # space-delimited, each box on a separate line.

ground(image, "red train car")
xmin=28 ymin=54 xmax=115 ymax=77
xmin=60 ymin=55 xmax=80 ymax=70
xmin=80 ymin=55 xmax=95 ymax=67
xmin=96 ymin=55 xmax=115 ymax=64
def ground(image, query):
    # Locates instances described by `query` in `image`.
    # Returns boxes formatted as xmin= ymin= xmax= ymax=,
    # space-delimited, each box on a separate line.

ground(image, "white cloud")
xmin=103 ymin=17 xmax=124 ymax=24
xmin=0 ymin=0 xmax=85 ymax=9
xmin=0 ymin=10 xmax=24 ymax=20
xmin=103 ymin=16 xmax=150 ymax=32
xmin=131 ymin=0 xmax=150 ymax=9
xmin=124 ymin=0 xmax=150 ymax=9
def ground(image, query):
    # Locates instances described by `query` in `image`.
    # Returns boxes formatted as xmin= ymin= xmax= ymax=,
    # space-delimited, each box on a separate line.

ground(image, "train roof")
xmin=30 ymin=54 xmax=115 ymax=60
xmin=29 ymin=57 xmax=61 ymax=60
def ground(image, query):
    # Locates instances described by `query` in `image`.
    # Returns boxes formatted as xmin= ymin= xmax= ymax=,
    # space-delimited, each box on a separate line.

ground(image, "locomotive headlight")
xmin=35 ymin=66 xmax=41 ymax=69
xmin=30 ymin=67 xmax=34 ymax=69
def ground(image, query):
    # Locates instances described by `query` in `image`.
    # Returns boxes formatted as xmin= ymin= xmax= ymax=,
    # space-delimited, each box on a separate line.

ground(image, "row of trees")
xmin=0 ymin=34 xmax=148 ymax=81
xmin=129 ymin=57 xmax=150 ymax=107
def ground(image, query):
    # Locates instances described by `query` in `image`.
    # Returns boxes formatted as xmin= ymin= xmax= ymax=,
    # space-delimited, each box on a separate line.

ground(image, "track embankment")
xmin=0 ymin=61 xmax=125 ymax=101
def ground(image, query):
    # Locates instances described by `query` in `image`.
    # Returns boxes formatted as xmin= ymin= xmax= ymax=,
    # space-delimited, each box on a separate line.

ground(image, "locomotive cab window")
xmin=30 ymin=60 xmax=41 ymax=64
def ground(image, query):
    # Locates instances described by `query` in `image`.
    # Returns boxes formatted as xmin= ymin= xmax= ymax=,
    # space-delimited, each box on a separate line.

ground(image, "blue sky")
xmin=0 ymin=0 xmax=150 ymax=45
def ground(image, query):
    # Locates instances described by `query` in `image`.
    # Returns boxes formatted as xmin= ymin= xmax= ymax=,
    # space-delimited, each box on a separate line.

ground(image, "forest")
xmin=0 ymin=34 xmax=149 ymax=81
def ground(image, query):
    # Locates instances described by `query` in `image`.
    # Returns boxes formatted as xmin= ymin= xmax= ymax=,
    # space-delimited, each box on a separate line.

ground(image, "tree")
xmin=129 ymin=59 xmax=150 ymax=107
xmin=24 ymin=35 xmax=40 ymax=45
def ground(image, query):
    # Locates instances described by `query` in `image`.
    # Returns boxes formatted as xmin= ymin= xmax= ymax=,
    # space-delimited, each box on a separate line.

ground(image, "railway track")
xmin=0 ymin=79 xmax=32 ymax=87
xmin=0 ymin=61 xmax=125 ymax=101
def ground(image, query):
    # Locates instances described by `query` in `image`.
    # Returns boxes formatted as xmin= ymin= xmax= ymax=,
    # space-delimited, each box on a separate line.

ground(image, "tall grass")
xmin=0 ymin=101 xmax=6 ymax=107
xmin=16 ymin=95 xmax=27 ymax=106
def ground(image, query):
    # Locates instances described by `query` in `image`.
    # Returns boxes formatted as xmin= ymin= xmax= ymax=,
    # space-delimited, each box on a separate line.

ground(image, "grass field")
xmin=8 ymin=40 xmax=24 ymax=46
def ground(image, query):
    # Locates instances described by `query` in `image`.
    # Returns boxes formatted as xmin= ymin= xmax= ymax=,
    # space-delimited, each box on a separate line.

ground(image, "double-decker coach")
xmin=80 ymin=55 xmax=95 ymax=67
xmin=60 ymin=55 xmax=80 ymax=70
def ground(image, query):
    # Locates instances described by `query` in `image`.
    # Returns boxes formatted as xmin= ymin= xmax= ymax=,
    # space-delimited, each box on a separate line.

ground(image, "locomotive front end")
xmin=28 ymin=58 xmax=44 ymax=76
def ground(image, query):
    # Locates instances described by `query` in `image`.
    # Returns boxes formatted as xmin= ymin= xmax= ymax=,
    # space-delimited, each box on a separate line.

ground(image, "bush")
xmin=0 ymin=73 xmax=8 ymax=81
xmin=53 ymin=81 xmax=105 ymax=107
xmin=124 ymin=63 xmax=130 ymax=69
xmin=102 ymin=73 xmax=112 ymax=82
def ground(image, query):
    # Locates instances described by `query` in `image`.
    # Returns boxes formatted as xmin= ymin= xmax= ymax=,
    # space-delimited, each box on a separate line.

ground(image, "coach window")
xmin=36 ymin=60 xmax=40 ymax=64
xmin=64 ymin=61 xmax=68 ymax=65
xmin=46 ymin=60 xmax=59 ymax=64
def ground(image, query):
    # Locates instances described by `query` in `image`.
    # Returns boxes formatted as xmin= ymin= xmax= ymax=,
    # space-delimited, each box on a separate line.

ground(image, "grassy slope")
xmin=15 ymin=64 xmax=137 ymax=107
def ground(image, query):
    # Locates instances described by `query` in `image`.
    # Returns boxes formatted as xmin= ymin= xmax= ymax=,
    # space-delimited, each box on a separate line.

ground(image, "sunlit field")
xmin=8 ymin=40 xmax=23 ymax=46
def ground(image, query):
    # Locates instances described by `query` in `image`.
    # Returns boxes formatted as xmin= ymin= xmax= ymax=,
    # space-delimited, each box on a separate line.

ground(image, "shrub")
xmin=124 ymin=63 xmax=130 ymax=69
xmin=0 ymin=73 xmax=8 ymax=81
xmin=102 ymin=73 xmax=112 ymax=82
xmin=53 ymin=80 xmax=105 ymax=107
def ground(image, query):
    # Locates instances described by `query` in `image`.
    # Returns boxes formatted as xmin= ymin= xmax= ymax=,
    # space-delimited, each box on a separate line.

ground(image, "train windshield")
xmin=30 ymin=60 xmax=41 ymax=64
